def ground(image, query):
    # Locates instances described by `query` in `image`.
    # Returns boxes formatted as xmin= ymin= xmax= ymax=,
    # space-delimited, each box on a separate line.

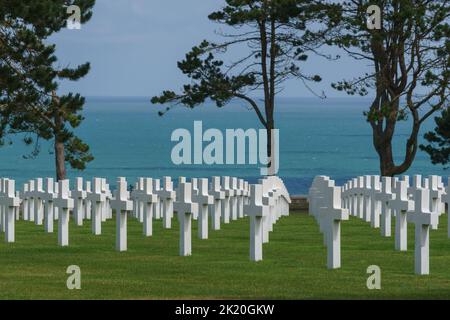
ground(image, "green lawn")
xmin=0 ymin=211 xmax=449 ymax=299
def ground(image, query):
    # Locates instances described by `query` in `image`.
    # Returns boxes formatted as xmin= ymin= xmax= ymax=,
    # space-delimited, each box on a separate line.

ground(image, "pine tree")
xmin=420 ymin=108 xmax=450 ymax=167
xmin=0 ymin=0 xmax=95 ymax=180
xmin=330 ymin=0 xmax=449 ymax=176
xmin=151 ymin=0 xmax=340 ymax=175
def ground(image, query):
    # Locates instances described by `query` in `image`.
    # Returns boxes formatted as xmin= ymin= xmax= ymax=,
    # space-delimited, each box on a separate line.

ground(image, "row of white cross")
xmin=0 ymin=176 xmax=291 ymax=261
xmin=309 ymin=175 xmax=450 ymax=275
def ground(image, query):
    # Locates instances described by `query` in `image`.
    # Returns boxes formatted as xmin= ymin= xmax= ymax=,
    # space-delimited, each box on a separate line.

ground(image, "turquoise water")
xmin=0 ymin=97 xmax=445 ymax=194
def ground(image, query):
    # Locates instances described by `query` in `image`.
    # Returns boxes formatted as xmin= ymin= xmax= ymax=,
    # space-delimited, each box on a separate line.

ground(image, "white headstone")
xmin=42 ymin=178 xmax=56 ymax=233
xmin=376 ymin=177 xmax=394 ymax=237
xmin=369 ymin=175 xmax=381 ymax=228
xmin=87 ymin=178 xmax=106 ymax=235
xmin=72 ymin=177 xmax=86 ymax=226
xmin=111 ymin=177 xmax=133 ymax=252
xmin=442 ymin=177 xmax=450 ymax=238
xmin=54 ymin=180 xmax=74 ymax=247
xmin=136 ymin=178 xmax=158 ymax=236
xmin=209 ymin=176 xmax=224 ymax=230
xmin=318 ymin=182 xmax=349 ymax=269
xmin=221 ymin=176 xmax=233 ymax=224
xmin=159 ymin=177 xmax=176 ymax=229
xmin=2 ymin=179 xmax=20 ymax=242
xmin=192 ymin=178 xmax=213 ymax=239
xmin=33 ymin=178 xmax=44 ymax=225
xmin=390 ymin=180 xmax=413 ymax=251
xmin=22 ymin=183 xmax=29 ymax=221
xmin=407 ymin=188 xmax=439 ymax=275
xmin=245 ymin=184 xmax=268 ymax=261
xmin=174 ymin=181 xmax=197 ymax=256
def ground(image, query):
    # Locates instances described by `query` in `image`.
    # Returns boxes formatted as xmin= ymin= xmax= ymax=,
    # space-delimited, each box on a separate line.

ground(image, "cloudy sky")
xmin=52 ymin=0 xmax=368 ymax=98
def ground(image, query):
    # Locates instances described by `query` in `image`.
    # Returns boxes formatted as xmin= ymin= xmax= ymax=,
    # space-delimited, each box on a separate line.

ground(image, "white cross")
xmin=221 ymin=176 xmax=234 ymax=224
xmin=245 ymin=184 xmax=269 ymax=261
xmin=350 ymin=178 xmax=358 ymax=216
xmin=237 ymin=179 xmax=245 ymax=219
xmin=390 ymin=180 xmax=413 ymax=251
xmin=260 ymin=178 xmax=275 ymax=244
xmin=87 ymin=178 xmax=106 ymax=235
xmin=85 ymin=180 xmax=92 ymax=220
xmin=32 ymin=178 xmax=45 ymax=225
xmin=111 ymin=177 xmax=133 ymax=252
xmin=135 ymin=178 xmax=158 ymax=237
xmin=71 ymin=177 xmax=87 ymax=226
xmin=174 ymin=181 xmax=198 ymax=256
xmin=159 ymin=177 xmax=176 ymax=229
xmin=318 ymin=181 xmax=349 ymax=269
xmin=369 ymin=175 xmax=381 ymax=228
xmin=355 ymin=176 xmax=365 ymax=219
xmin=153 ymin=179 xmax=162 ymax=220
xmin=230 ymin=177 xmax=239 ymax=220
xmin=1 ymin=179 xmax=20 ymax=243
xmin=54 ymin=180 xmax=74 ymax=247
xmin=41 ymin=178 xmax=56 ymax=233
xmin=363 ymin=175 xmax=372 ymax=222
xmin=209 ymin=176 xmax=224 ymax=231
xmin=22 ymin=183 xmax=29 ymax=221
xmin=429 ymin=175 xmax=444 ymax=218
xmin=376 ymin=177 xmax=394 ymax=237
xmin=26 ymin=180 xmax=35 ymax=222
xmin=192 ymin=178 xmax=214 ymax=239
xmin=407 ymin=187 xmax=439 ymax=275
xmin=442 ymin=177 xmax=450 ymax=239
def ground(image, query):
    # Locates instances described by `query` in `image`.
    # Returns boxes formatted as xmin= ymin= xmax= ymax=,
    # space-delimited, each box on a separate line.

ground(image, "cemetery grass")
xmin=0 ymin=212 xmax=449 ymax=299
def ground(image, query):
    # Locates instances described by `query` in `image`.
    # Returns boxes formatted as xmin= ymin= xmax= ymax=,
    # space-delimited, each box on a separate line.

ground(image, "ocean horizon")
xmin=0 ymin=96 xmax=446 ymax=194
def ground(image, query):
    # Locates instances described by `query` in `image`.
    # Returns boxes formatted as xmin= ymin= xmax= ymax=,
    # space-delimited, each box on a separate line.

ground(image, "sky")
xmin=52 ymin=0 xmax=369 ymax=98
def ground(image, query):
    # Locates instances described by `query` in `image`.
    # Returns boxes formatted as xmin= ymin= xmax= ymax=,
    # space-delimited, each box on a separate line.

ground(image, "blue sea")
xmin=0 ymin=97 xmax=446 ymax=195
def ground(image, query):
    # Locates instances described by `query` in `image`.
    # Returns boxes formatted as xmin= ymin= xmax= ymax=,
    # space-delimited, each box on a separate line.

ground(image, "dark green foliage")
xmin=0 ymin=0 xmax=95 ymax=178
xmin=152 ymin=0 xmax=339 ymax=134
xmin=420 ymin=108 xmax=450 ymax=167
xmin=330 ymin=0 xmax=449 ymax=176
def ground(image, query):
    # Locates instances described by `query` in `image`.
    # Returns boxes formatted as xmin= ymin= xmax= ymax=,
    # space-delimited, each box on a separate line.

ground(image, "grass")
xmin=0 ymin=211 xmax=449 ymax=299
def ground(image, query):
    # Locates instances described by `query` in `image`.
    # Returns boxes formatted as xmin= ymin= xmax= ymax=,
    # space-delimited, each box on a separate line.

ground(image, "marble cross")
xmin=135 ymin=178 xmax=158 ymax=236
xmin=72 ymin=177 xmax=87 ymax=226
xmin=376 ymin=177 xmax=394 ymax=237
xmin=174 ymin=181 xmax=198 ymax=256
xmin=192 ymin=178 xmax=214 ymax=239
xmin=390 ymin=180 xmax=413 ymax=251
xmin=369 ymin=175 xmax=381 ymax=228
xmin=111 ymin=177 xmax=133 ymax=252
xmin=54 ymin=180 xmax=74 ymax=247
xmin=363 ymin=175 xmax=372 ymax=222
xmin=2 ymin=179 xmax=20 ymax=243
xmin=442 ymin=177 xmax=450 ymax=238
xmin=209 ymin=176 xmax=224 ymax=231
xmin=87 ymin=178 xmax=106 ymax=235
xmin=22 ymin=183 xmax=29 ymax=221
xmin=221 ymin=176 xmax=234 ymax=224
xmin=42 ymin=178 xmax=56 ymax=233
xmin=407 ymin=188 xmax=439 ymax=275
xmin=245 ymin=184 xmax=269 ymax=261
xmin=159 ymin=177 xmax=176 ymax=229
xmin=33 ymin=178 xmax=45 ymax=225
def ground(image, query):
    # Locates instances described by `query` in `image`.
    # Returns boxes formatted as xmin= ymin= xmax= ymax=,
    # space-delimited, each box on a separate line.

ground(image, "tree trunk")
xmin=265 ymin=117 xmax=275 ymax=176
xmin=52 ymin=91 xmax=66 ymax=181
xmin=54 ymin=139 xmax=66 ymax=181
xmin=373 ymin=120 xmax=420 ymax=177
